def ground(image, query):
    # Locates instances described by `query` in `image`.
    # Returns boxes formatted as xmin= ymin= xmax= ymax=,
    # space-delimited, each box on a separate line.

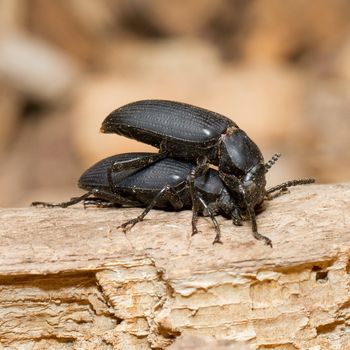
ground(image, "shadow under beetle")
xmin=32 ymin=153 xmax=314 ymax=245
xmin=100 ymin=100 xmax=315 ymax=246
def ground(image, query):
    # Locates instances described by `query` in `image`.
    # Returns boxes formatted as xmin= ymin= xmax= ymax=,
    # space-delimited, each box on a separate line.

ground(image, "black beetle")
xmin=32 ymin=152 xmax=233 ymax=243
xmin=32 ymin=152 xmax=314 ymax=245
xmin=100 ymin=100 xmax=315 ymax=245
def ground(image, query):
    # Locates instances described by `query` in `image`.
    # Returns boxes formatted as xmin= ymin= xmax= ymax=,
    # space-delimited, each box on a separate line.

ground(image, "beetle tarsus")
xmin=253 ymin=232 xmax=273 ymax=247
xmin=31 ymin=201 xmax=56 ymax=208
xmin=31 ymin=192 xmax=93 ymax=208
xmin=191 ymin=216 xmax=200 ymax=236
xmin=118 ymin=219 xmax=138 ymax=232
xmin=232 ymin=218 xmax=243 ymax=226
xmin=213 ymin=236 xmax=223 ymax=244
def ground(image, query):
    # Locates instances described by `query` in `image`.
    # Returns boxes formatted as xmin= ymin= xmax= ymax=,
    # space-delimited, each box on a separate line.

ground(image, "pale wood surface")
xmin=0 ymin=183 xmax=349 ymax=349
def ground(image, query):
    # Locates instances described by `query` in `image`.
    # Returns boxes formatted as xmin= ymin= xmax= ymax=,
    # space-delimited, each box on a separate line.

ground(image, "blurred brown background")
xmin=0 ymin=0 xmax=349 ymax=207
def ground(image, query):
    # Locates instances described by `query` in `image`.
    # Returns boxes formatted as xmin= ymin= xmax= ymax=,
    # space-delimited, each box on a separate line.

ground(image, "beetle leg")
xmin=83 ymin=198 xmax=120 ymax=208
xmin=188 ymin=156 xmax=210 ymax=236
xmin=31 ymin=191 xmax=93 ymax=208
xmin=196 ymin=196 xmax=222 ymax=244
xmin=191 ymin=210 xmax=199 ymax=236
xmin=107 ymin=152 xmax=168 ymax=193
xmin=90 ymin=189 xmax=141 ymax=207
xmin=254 ymin=202 xmax=266 ymax=215
xmin=32 ymin=188 xmax=141 ymax=209
xmin=218 ymin=171 xmax=272 ymax=246
xmin=189 ymin=180 xmax=201 ymax=236
xmin=118 ymin=184 xmax=184 ymax=232
xmin=231 ymin=207 xmax=243 ymax=226
xmin=212 ymin=171 xmax=245 ymax=230
xmin=266 ymin=178 xmax=315 ymax=199
xmin=246 ymin=205 xmax=272 ymax=247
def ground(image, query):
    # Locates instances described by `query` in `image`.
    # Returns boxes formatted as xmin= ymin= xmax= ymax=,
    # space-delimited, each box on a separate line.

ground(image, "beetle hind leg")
xmin=118 ymin=184 xmax=184 ymax=232
xmin=31 ymin=192 xmax=93 ymax=208
xmin=83 ymin=197 xmax=120 ymax=208
xmin=32 ymin=188 xmax=139 ymax=209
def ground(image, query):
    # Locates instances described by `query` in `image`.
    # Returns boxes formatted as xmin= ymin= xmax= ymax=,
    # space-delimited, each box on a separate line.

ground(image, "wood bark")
xmin=0 ymin=183 xmax=349 ymax=349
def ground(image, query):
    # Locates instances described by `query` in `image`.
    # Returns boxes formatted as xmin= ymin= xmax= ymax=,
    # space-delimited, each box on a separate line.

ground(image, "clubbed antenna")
xmin=265 ymin=153 xmax=282 ymax=173
xmin=267 ymin=178 xmax=315 ymax=195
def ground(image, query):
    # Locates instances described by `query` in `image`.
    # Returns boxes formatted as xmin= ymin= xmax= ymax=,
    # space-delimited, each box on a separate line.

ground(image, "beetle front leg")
xmin=218 ymin=172 xmax=244 ymax=226
xmin=246 ymin=205 xmax=272 ymax=247
xmin=118 ymin=184 xmax=184 ymax=232
xmin=219 ymin=172 xmax=272 ymax=247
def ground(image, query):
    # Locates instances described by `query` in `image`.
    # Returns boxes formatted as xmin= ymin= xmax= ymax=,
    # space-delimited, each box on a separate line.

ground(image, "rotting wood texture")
xmin=0 ymin=183 xmax=349 ymax=349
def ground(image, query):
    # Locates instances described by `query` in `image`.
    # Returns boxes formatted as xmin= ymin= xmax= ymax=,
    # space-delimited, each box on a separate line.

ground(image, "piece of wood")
xmin=0 ymin=183 xmax=349 ymax=349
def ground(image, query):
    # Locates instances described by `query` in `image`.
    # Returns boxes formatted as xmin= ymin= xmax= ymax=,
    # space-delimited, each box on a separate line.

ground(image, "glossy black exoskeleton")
xmin=32 ymin=153 xmax=314 ymax=246
xmin=32 ymin=153 xmax=234 ymax=243
xmin=100 ymin=100 xmax=315 ymax=245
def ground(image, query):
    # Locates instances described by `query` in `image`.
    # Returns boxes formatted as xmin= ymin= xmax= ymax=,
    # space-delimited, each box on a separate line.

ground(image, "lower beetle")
xmin=32 ymin=153 xmax=314 ymax=245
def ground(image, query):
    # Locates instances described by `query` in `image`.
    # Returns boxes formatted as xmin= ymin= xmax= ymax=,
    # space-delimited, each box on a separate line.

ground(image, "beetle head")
xmin=219 ymin=130 xmax=268 ymax=207
xmin=241 ymin=163 xmax=267 ymax=208
xmin=219 ymin=162 xmax=266 ymax=210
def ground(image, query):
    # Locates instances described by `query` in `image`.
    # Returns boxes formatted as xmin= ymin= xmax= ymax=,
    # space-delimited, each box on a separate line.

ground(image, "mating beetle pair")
xmin=33 ymin=100 xmax=314 ymax=246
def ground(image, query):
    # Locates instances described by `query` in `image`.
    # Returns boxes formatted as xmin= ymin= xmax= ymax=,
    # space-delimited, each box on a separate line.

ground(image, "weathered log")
xmin=0 ymin=183 xmax=349 ymax=349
